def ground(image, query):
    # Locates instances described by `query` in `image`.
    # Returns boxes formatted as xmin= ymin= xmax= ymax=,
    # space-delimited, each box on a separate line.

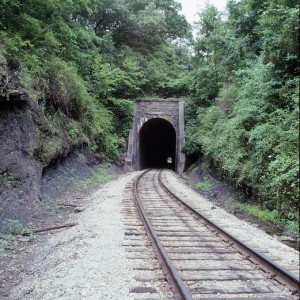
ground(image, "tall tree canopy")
xmin=0 ymin=0 xmax=192 ymax=157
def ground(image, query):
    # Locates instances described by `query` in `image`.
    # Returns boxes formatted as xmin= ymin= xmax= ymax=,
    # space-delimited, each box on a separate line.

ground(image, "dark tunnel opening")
xmin=139 ymin=118 xmax=176 ymax=171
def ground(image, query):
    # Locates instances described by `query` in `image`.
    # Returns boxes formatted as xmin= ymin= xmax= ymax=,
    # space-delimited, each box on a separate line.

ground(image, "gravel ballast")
xmin=164 ymin=170 xmax=300 ymax=277
xmin=8 ymin=170 xmax=299 ymax=299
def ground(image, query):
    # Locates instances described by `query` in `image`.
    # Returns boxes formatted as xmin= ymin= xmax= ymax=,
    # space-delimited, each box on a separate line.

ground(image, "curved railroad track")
xmin=123 ymin=169 xmax=299 ymax=299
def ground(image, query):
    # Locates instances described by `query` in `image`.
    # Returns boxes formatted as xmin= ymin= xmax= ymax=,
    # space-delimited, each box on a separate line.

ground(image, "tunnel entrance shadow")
xmin=139 ymin=118 xmax=176 ymax=171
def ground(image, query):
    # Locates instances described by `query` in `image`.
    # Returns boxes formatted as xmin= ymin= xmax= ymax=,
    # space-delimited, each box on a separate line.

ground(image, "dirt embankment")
xmin=184 ymin=161 xmax=299 ymax=250
xmin=0 ymin=55 xmax=107 ymax=230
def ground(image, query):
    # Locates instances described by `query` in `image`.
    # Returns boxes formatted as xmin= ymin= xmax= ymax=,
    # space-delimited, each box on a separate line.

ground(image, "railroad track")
xmin=123 ymin=169 xmax=299 ymax=299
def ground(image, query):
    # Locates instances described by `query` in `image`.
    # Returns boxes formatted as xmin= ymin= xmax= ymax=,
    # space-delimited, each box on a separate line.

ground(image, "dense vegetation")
xmin=185 ymin=0 xmax=299 ymax=224
xmin=0 ymin=0 xmax=191 ymax=159
xmin=0 ymin=0 xmax=299 ymax=226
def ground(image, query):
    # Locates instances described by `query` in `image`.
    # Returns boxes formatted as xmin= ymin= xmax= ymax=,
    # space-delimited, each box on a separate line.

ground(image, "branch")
xmin=33 ymin=222 xmax=78 ymax=233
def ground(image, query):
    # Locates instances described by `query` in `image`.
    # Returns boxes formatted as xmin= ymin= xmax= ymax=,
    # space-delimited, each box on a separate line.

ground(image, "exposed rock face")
xmin=0 ymin=102 xmax=42 ymax=224
xmin=0 ymin=56 xmax=41 ymax=224
xmin=0 ymin=56 xmax=92 ymax=228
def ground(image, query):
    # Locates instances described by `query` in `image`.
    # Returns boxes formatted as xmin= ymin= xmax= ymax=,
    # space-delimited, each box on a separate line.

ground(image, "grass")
xmin=1 ymin=219 xmax=34 ymax=251
xmin=195 ymin=178 xmax=213 ymax=191
xmin=285 ymin=220 xmax=299 ymax=236
xmin=45 ymin=201 xmax=60 ymax=216
xmin=0 ymin=172 xmax=15 ymax=187
xmin=187 ymin=162 xmax=199 ymax=172
xmin=72 ymin=163 xmax=115 ymax=189
xmin=225 ymin=200 xmax=299 ymax=236
xmin=86 ymin=163 xmax=115 ymax=187
xmin=237 ymin=203 xmax=281 ymax=223
xmin=2 ymin=219 xmax=33 ymax=236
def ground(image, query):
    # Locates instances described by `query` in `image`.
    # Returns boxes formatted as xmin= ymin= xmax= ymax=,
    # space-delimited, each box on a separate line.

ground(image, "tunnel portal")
xmin=125 ymin=99 xmax=185 ymax=173
xmin=139 ymin=118 xmax=176 ymax=170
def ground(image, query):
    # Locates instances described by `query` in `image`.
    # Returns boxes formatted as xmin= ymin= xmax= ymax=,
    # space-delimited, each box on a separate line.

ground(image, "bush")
xmin=185 ymin=62 xmax=299 ymax=216
xmin=46 ymin=58 xmax=113 ymax=140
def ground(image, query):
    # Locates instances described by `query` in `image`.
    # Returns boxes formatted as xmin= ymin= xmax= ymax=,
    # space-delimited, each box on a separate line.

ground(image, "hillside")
xmin=0 ymin=0 xmax=299 ymax=235
xmin=0 ymin=0 xmax=191 ymax=226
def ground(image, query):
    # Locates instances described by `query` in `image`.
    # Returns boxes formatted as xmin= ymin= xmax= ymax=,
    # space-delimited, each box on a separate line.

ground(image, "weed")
xmin=187 ymin=162 xmax=198 ymax=172
xmin=71 ymin=163 xmax=114 ymax=189
xmin=1 ymin=234 xmax=15 ymax=250
xmin=234 ymin=202 xmax=299 ymax=237
xmin=195 ymin=178 xmax=213 ymax=191
xmin=2 ymin=219 xmax=33 ymax=236
xmin=68 ymin=123 xmax=79 ymax=140
xmin=45 ymin=201 xmax=60 ymax=216
xmin=0 ymin=172 xmax=15 ymax=187
xmin=237 ymin=204 xmax=280 ymax=223
xmin=89 ymin=141 xmax=98 ymax=152
xmin=87 ymin=163 xmax=114 ymax=186
xmin=43 ymin=137 xmax=62 ymax=159
xmin=225 ymin=197 xmax=238 ymax=213
xmin=285 ymin=221 xmax=299 ymax=236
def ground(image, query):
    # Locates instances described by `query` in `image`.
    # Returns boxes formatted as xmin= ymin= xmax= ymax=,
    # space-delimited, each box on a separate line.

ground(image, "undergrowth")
xmin=195 ymin=178 xmax=213 ymax=191
xmin=226 ymin=200 xmax=299 ymax=236
xmin=0 ymin=219 xmax=33 ymax=251
xmin=2 ymin=219 xmax=33 ymax=236
xmin=71 ymin=163 xmax=114 ymax=189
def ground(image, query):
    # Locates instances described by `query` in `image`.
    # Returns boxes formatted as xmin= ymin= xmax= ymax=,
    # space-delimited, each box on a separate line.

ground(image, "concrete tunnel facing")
xmin=139 ymin=118 xmax=176 ymax=171
xmin=125 ymin=99 xmax=185 ymax=173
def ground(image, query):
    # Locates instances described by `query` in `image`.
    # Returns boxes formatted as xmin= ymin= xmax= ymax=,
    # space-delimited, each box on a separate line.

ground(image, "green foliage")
xmin=186 ymin=0 xmax=299 ymax=218
xmin=90 ymin=0 xmax=191 ymax=51
xmin=0 ymin=0 xmax=191 ymax=162
xmin=71 ymin=163 xmax=114 ymax=189
xmin=46 ymin=57 xmax=113 ymax=141
xmin=195 ymin=179 xmax=213 ymax=191
xmin=42 ymin=136 xmax=63 ymax=162
xmin=0 ymin=172 xmax=15 ymax=188
xmin=92 ymin=55 xmax=143 ymax=100
xmin=225 ymin=199 xmax=299 ymax=236
xmin=68 ymin=123 xmax=80 ymax=140
xmin=258 ymin=4 xmax=299 ymax=75
xmin=89 ymin=163 xmax=114 ymax=187
xmin=89 ymin=141 xmax=98 ymax=152
xmin=100 ymin=133 xmax=122 ymax=160
xmin=285 ymin=221 xmax=299 ymax=236
xmin=238 ymin=204 xmax=281 ymax=223
xmin=142 ymin=44 xmax=191 ymax=97
xmin=187 ymin=162 xmax=199 ymax=172
xmin=108 ymin=98 xmax=134 ymax=138
xmin=0 ymin=171 xmax=22 ymax=188
xmin=2 ymin=219 xmax=33 ymax=236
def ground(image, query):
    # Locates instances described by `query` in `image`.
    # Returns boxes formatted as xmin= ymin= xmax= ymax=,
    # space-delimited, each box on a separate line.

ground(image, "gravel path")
xmin=8 ymin=170 xmax=299 ymax=300
xmin=10 ymin=172 xmax=141 ymax=300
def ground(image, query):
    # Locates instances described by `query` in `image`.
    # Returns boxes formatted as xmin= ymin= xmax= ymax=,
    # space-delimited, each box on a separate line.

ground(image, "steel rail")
xmin=133 ymin=169 xmax=193 ymax=300
xmin=158 ymin=169 xmax=300 ymax=295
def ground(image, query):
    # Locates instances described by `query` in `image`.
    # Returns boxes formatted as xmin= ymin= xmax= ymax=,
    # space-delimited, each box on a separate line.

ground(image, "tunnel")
xmin=139 ymin=118 xmax=176 ymax=170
